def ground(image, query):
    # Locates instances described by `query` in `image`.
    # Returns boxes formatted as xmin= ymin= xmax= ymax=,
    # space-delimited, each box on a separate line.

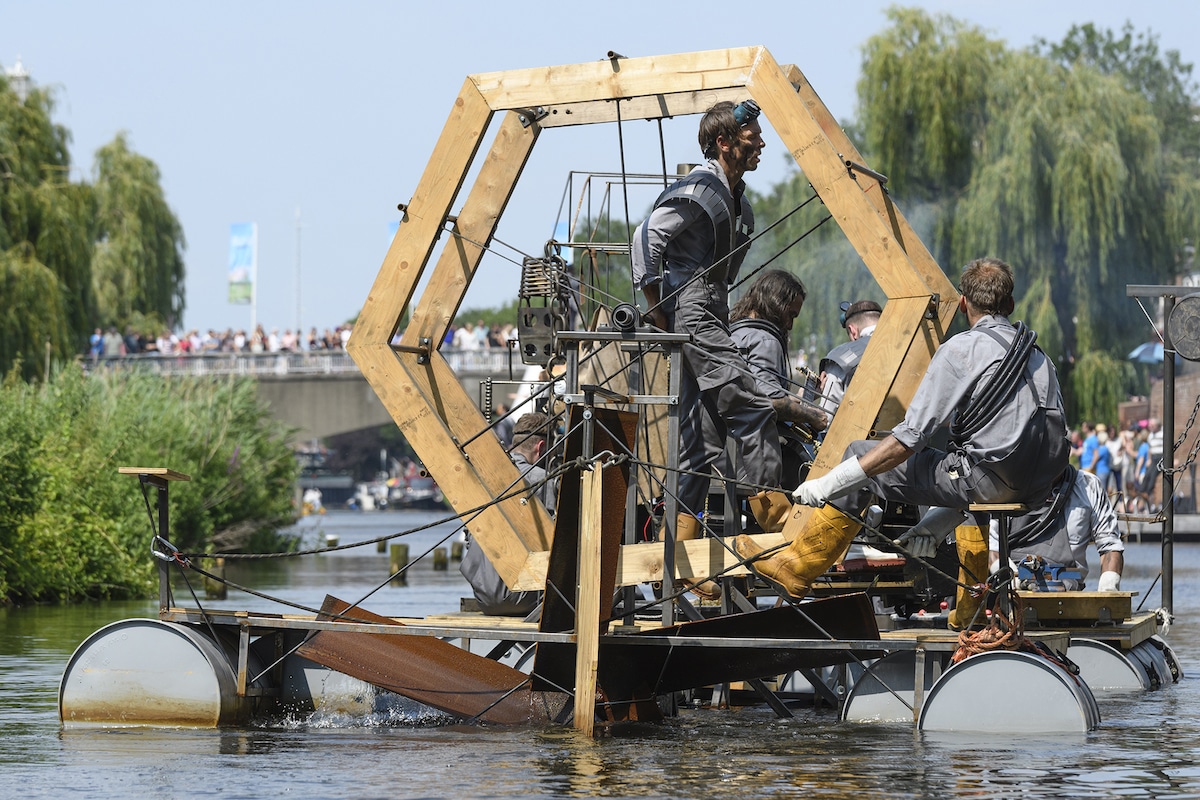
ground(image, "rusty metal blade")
xmin=535 ymin=593 xmax=882 ymax=699
xmin=296 ymin=596 xmax=564 ymax=725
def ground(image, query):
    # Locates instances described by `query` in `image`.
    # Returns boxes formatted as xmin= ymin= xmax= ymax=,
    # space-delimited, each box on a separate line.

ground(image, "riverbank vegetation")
xmin=0 ymin=365 xmax=298 ymax=605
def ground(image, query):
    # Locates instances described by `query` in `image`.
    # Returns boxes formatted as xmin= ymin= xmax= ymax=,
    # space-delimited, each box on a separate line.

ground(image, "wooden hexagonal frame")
xmin=346 ymin=47 xmax=959 ymax=592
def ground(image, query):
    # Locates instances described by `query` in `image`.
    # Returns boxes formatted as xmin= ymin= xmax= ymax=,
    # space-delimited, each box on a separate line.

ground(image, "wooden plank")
xmin=118 ymin=467 xmax=190 ymax=481
xmin=809 ymin=296 xmax=935 ymax=474
xmin=354 ymin=344 xmax=553 ymax=586
xmin=350 ymin=78 xmax=492 ymax=349
xmin=748 ymin=50 xmax=929 ymax=300
xmin=470 ymin=47 xmax=762 ymax=110
xmin=403 ymin=110 xmax=540 ymax=350
xmin=535 ymin=89 xmax=746 ymax=128
xmin=574 ymin=467 xmax=604 ymax=735
xmin=782 ymin=63 xmax=959 ymax=323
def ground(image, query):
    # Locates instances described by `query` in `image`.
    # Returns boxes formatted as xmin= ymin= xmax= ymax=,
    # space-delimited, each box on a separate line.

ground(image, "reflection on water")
xmin=3 ymin=512 xmax=1200 ymax=798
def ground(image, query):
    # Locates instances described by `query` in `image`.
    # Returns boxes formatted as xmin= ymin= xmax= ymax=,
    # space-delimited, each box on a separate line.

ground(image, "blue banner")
xmin=228 ymin=222 xmax=256 ymax=304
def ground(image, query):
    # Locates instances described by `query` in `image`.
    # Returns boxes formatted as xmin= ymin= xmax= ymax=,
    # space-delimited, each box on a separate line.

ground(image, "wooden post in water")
xmin=389 ymin=543 xmax=409 ymax=585
xmin=450 ymin=541 xmax=464 ymax=562
xmin=574 ymin=465 xmax=604 ymax=736
xmin=204 ymin=557 xmax=228 ymax=600
xmin=432 ymin=547 xmax=448 ymax=571
xmin=376 ymin=538 xmax=387 ymax=553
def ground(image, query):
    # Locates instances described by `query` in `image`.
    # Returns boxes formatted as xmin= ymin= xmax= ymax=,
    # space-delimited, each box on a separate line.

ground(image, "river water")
xmin=3 ymin=510 xmax=1200 ymax=799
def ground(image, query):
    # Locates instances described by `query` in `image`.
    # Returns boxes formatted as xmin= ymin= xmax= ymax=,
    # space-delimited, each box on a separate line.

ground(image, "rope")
xmin=951 ymin=590 xmax=1025 ymax=664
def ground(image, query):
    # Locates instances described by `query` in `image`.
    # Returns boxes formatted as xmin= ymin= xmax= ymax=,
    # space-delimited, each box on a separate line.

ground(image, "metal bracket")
xmin=925 ymin=293 xmax=941 ymax=321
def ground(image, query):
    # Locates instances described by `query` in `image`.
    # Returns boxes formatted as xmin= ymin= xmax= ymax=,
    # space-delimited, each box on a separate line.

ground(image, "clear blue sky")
xmin=4 ymin=1 xmax=1198 ymax=336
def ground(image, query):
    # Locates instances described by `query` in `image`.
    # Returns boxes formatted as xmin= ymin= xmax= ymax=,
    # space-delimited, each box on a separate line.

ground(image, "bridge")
xmin=93 ymin=350 xmax=531 ymax=442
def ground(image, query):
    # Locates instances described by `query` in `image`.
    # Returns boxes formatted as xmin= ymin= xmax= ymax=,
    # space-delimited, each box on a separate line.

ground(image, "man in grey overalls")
xmin=632 ymin=100 xmax=782 ymax=549
xmin=819 ymin=299 xmax=882 ymax=416
xmin=737 ymin=257 xmax=1070 ymax=604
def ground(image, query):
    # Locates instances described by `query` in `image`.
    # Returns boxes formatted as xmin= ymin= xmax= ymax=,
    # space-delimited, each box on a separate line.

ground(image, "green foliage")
xmin=92 ymin=133 xmax=186 ymax=329
xmin=0 ymin=365 xmax=298 ymax=605
xmin=857 ymin=7 xmax=1002 ymax=198
xmin=850 ymin=8 xmax=1200 ymax=405
xmin=0 ymin=77 xmax=185 ymax=378
xmin=1068 ymin=350 xmax=1138 ymax=424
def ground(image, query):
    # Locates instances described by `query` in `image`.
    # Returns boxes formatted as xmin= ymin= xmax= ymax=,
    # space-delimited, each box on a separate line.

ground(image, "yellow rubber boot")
xmin=674 ymin=513 xmax=719 ymax=601
xmin=947 ymin=523 xmax=989 ymax=631
xmin=675 ymin=512 xmax=701 ymax=542
xmin=734 ymin=504 xmax=862 ymax=600
xmin=748 ymin=490 xmax=793 ymax=532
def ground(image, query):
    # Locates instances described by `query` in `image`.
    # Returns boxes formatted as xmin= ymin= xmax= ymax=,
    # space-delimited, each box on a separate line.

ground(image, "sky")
xmin=4 ymin=1 xmax=1200 ymax=337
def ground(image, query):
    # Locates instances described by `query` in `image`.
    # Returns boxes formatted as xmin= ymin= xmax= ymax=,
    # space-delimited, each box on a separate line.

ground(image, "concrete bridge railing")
xmin=84 ymin=349 xmax=528 ymax=441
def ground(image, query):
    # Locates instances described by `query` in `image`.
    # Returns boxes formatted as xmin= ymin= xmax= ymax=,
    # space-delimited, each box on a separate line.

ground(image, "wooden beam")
xmin=573 ymin=467 xmax=604 ymax=736
xmin=350 ymin=78 xmax=492 ymax=349
xmin=469 ymin=47 xmax=762 ymax=110
xmin=403 ymin=110 xmax=540 ymax=350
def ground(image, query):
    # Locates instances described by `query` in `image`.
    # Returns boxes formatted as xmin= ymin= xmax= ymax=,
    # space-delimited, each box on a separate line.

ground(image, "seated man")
xmin=990 ymin=465 xmax=1125 ymax=593
xmin=460 ymin=412 xmax=557 ymax=616
xmin=736 ymin=257 xmax=1070 ymax=614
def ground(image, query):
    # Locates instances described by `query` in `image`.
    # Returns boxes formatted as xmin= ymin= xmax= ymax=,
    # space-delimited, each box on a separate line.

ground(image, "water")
xmin=3 ymin=510 xmax=1200 ymax=799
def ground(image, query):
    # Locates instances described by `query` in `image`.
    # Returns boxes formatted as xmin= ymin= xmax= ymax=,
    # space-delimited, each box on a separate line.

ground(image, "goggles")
xmin=733 ymin=99 xmax=761 ymax=126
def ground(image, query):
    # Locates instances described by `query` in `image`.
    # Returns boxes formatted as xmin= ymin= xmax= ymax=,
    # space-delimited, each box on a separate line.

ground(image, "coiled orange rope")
xmin=951 ymin=591 xmax=1025 ymax=664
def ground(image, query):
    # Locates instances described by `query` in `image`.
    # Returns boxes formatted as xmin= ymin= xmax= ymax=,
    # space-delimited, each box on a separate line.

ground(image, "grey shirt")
xmin=631 ymin=160 xmax=752 ymax=296
xmin=730 ymin=318 xmax=789 ymax=399
xmin=891 ymin=315 xmax=1065 ymax=476
xmin=990 ymin=469 xmax=1123 ymax=582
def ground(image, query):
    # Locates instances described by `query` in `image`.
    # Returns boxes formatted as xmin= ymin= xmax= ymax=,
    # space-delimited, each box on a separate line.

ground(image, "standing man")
xmin=819 ymin=300 xmax=882 ymax=416
xmin=737 ymin=257 xmax=1070 ymax=603
xmin=460 ymin=412 xmax=557 ymax=616
xmin=631 ymin=100 xmax=782 ymax=543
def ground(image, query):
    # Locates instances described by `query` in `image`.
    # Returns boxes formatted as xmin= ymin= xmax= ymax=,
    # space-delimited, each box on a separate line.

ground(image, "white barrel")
xmin=59 ymin=619 xmax=257 ymax=728
xmin=1067 ymin=638 xmax=1152 ymax=692
xmin=918 ymin=650 xmax=1100 ymax=733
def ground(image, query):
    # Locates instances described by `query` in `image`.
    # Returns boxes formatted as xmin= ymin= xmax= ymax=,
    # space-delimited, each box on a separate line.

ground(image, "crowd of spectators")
xmin=88 ymin=324 xmax=355 ymax=359
xmin=88 ymin=318 xmax=521 ymax=360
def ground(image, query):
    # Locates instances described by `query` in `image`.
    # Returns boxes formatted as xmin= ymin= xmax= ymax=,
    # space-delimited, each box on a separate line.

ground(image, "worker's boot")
xmin=734 ymin=504 xmax=862 ymax=600
xmin=947 ymin=522 xmax=989 ymax=631
xmin=748 ymin=490 xmax=793 ymax=533
xmin=674 ymin=513 xmax=720 ymax=601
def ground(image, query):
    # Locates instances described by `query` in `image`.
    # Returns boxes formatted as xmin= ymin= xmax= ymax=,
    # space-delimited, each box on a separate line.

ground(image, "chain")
xmin=1162 ymin=390 xmax=1200 ymax=476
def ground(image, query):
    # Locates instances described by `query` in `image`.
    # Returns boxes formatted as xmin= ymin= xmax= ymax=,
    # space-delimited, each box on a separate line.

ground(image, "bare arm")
xmin=856 ymin=434 xmax=914 ymax=477
xmin=1100 ymin=550 xmax=1124 ymax=575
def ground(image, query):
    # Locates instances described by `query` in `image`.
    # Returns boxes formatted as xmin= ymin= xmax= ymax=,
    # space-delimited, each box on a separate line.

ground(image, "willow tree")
xmin=853 ymin=9 xmax=1200 ymax=421
xmin=0 ymin=72 xmax=186 ymax=379
xmin=0 ymin=78 xmax=94 ymax=376
xmin=92 ymin=133 xmax=186 ymax=330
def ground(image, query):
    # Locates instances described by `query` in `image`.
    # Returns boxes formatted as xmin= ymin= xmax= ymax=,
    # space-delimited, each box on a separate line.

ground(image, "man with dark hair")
xmin=631 ymin=100 xmax=782 ymax=548
xmin=737 ymin=257 xmax=1070 ymax=609
xmin=819 ymin=299 xmax=882 ymax=415
xmin=460 ymin=412 xmax=556 ymax=615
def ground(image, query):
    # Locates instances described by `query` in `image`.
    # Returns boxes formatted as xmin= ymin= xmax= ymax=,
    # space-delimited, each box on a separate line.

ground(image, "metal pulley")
xmin=516 ymin=246 xmax=572 ymax=366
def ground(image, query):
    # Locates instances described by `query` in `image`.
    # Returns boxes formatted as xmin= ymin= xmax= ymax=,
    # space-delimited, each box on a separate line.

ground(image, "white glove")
xmin=893 ymin=507 xmax=966 ymax=560
xmin=1097 ymin=571 xmax=1122 ymax=592
xmin=791 ymin=457 xmax=869 ymax=507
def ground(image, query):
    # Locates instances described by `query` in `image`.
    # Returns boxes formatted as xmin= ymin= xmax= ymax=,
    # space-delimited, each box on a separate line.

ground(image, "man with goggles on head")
xmin=632 ymin=99 xmax=782 ymax=567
